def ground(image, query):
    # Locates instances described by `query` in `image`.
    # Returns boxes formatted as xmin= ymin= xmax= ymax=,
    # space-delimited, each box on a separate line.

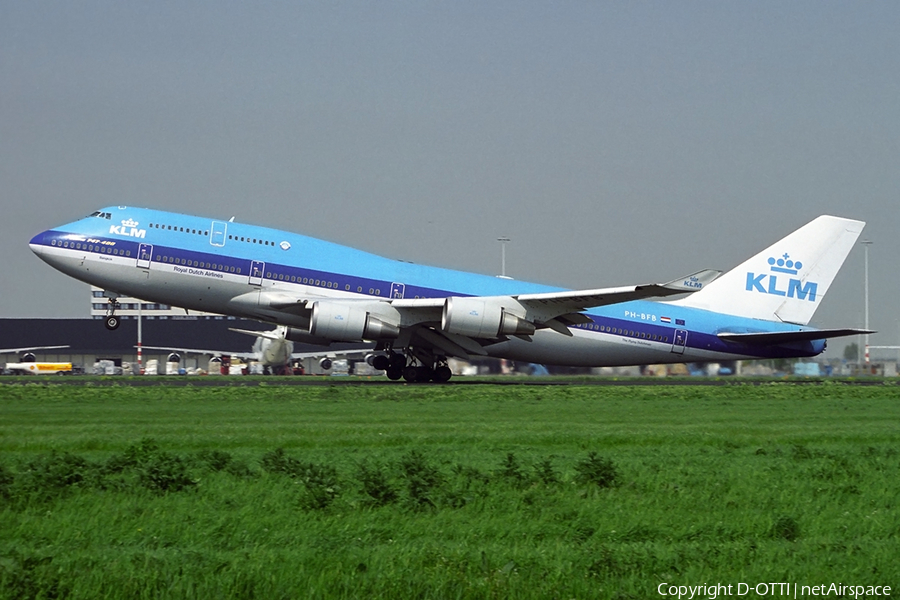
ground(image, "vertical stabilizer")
xmin=673 ymin=215 xmax=864 ymax=325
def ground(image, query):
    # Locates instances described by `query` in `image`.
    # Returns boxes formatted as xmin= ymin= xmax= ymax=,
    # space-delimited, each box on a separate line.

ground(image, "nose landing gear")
xmin=104 ymin=298 xmax=121 ymax=330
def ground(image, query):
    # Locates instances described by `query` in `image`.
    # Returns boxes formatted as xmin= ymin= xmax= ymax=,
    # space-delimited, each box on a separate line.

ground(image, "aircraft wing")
xmin=388 ymin=269 xmax=721 ymax=315
xmin=0 ymin=345 xmax=70 ymax=354
xmin=238 ymin=269 xmax=719 ymax=360
xmin=512 ymin=269 xmax=721 ymax=314
xmin=138 ymin=345 xmax=242 ymax=357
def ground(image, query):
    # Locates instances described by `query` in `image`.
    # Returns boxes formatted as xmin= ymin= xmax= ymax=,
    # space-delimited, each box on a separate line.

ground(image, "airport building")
xmin=0 ymin=290 xmax=892 ymax=378
xmin=89 ymin=286 xmax=221 ymax=320
xmin=0 ymin=318 xmax=370 ymax=375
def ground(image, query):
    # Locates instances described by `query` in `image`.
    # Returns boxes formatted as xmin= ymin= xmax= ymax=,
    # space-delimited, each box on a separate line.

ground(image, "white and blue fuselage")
xmin=30 ymin=207 xmax=866 ymax=371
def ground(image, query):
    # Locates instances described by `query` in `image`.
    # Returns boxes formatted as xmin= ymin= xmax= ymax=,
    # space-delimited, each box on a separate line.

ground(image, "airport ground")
xmin=0 ymin=373 xmax=896 ymax=387
xmin=1 ymin=382 xmax=897 ymax=598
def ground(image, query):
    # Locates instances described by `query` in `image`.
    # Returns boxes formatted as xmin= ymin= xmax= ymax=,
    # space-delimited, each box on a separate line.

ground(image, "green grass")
xmin=1 ymin=382 xmax=898 ymax=598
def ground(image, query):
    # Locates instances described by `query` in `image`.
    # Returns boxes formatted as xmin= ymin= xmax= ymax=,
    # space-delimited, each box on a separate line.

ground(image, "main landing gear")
xmin=371 ymin=350 xmax=452 ymax=383
xmin=104 ymin=298 xmax=121 ymax=330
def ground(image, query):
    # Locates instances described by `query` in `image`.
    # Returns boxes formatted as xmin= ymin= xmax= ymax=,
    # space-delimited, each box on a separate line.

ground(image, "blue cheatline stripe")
xmin=36 ymin=229 xmax=821 ymax=361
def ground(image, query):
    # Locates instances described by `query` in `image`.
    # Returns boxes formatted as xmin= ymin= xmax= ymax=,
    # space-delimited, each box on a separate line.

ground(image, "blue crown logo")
xmin=768 ymin=253 xmax=802 ymax=275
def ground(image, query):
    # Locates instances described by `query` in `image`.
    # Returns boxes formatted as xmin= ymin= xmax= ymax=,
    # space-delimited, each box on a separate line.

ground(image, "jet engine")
xmin=441 ymin=297 xmax=535 ymax=338
xmin=309 ymin=301 xmax=400 ymax=342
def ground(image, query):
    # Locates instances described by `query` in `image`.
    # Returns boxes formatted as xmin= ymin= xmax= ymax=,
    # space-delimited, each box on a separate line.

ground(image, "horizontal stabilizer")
xmin=718 ymin=328 xmax=874 ymax=346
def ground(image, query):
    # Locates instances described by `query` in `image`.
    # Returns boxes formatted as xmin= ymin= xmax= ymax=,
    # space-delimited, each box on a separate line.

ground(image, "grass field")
xmin=1 ymin=381 xmax=898 ymax=599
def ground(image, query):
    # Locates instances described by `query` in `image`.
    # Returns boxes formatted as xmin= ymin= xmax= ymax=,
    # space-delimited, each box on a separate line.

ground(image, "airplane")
xmin=28 ymin=208 xmax=871 ymax=382
xmin=1 ymin=345 xmax=70 ymax=355
xmin=1 ymin=346 xmax=73 ymax=375
xmin=139 ymin=326 xmax=373 ymax=374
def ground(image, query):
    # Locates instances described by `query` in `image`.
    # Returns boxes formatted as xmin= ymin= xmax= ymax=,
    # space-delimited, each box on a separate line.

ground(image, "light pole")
xmin=137 ymin=300 xmax=143 ymax=374
xmin=497 ymin=237 xmax=510 ymax=278
xmin=861 ymin=239 xmax=873 ymax=371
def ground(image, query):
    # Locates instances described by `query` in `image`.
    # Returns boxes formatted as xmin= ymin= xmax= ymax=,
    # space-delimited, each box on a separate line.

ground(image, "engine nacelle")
xmin=309 ymin=301 xmax=400 ymax=342
xmin=441 ymin=297 xmax=535 ymax=338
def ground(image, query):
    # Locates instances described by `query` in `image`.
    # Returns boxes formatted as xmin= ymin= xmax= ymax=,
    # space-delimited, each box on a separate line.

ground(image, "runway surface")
xmin=0 ymin=375 xmax=892 ymax=387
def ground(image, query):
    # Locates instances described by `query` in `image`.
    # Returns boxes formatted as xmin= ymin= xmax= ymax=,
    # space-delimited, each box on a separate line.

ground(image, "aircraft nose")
xmin=29 ymin=232 xmax=46 ymax=257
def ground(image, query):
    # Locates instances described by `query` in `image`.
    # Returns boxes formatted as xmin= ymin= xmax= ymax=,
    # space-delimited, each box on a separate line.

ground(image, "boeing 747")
xmin=29 ymin=208 xmax=869 ymax=381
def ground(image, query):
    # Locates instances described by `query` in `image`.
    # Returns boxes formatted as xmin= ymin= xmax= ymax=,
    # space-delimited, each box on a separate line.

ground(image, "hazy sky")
xmin=2 ymin=2 xmax=898 ymax=358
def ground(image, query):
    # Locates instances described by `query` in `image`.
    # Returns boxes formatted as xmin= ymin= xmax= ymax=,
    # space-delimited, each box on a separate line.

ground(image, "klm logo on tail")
xmin=746 ymin=253 xmax=818 ymax=302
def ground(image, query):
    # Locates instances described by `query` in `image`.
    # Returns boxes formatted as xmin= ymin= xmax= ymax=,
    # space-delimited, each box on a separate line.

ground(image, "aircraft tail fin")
xmin=673 ymin=215 xmax=864 ymax=325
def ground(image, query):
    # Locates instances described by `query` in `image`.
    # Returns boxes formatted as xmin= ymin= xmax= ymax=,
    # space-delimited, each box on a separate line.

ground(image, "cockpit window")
xmin=89 ymin=211 xmax=112 ymax=219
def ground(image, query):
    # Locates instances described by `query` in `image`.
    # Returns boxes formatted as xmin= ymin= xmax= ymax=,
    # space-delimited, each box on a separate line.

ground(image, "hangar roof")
xmin=0 ymin=319 xmax=368 ymax=356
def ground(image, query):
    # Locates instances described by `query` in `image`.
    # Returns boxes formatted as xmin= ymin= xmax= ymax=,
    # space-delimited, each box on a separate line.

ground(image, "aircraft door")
xmin=210 ymin=221 xmax=228 ymax=247
xmin=249 ymin=260 xmax=265 ymax=286
xmin=671 ymin=329 xmax=688 ymax=355
xmin=390 ymin=283 xmax=405 ymax=299
xmin=137 ymin=243 xmax=153 ymax=269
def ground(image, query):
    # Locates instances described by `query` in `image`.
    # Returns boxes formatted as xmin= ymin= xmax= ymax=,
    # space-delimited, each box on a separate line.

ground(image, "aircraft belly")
xmin=485 ymin=330 xmax=670 ymax=367
xmin=484 ymin=329 xmax=761 ymax=367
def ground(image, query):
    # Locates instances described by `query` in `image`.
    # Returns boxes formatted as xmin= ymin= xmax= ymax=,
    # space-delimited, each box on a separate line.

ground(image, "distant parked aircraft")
xmin=140 ymin=326 xmax=368 ymax=374
xmin=2 ymin=347 xmax=72 ymax=375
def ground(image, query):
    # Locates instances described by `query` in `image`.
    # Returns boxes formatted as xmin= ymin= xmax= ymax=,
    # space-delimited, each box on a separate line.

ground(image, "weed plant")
xmin=0 ymin=381 xmax=898 ymax=598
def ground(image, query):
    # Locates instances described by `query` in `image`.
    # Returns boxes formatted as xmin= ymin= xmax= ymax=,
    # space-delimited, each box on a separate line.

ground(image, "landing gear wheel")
xmin=389 ymin=353 xmax=406 ymax=369
xmin=402 ymin=366 xmax=422 ymax=382
xmin=416 ymin=366 xmax=434 ymax=382
xmin=372 ymin=355 xmax=390 ymax=371
xmin=386 ymin=367 xmax=403 ymax=381
xmin=105 ymin=315 xmax=120 ymax=331
xmin=432 ymin=365 xmax=452 ymax=383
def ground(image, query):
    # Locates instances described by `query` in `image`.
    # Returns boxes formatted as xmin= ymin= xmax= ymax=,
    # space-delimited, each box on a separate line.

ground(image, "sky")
xmin=2 ymin=2 xmax=898 ymax=359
